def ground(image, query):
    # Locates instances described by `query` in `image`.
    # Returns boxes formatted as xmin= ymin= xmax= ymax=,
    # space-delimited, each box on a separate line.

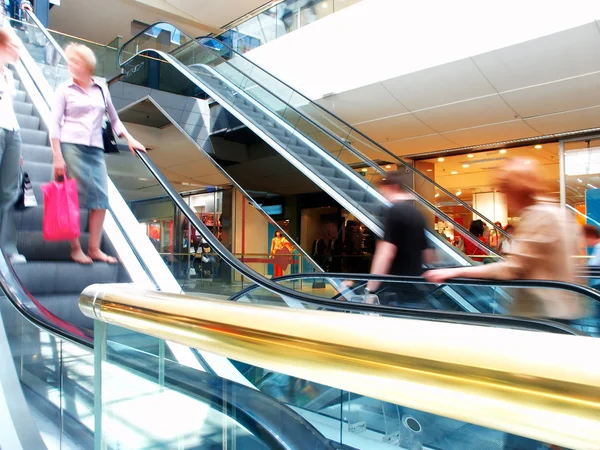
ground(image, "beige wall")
xmin=50 ymin=0 xmax=214 ymax=45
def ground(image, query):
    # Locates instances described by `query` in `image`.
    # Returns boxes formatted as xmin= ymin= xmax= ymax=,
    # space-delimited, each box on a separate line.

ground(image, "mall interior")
xmin=0 ymin=0 xmax=599 ymax=449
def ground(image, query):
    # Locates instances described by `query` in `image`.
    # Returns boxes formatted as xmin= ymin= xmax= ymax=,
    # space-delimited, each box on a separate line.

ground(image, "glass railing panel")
xmin=121 ymin=23 xmax=193 ymax=65
xmin=222 ymin=0 xmax=364 ymax=53
xmin=0 ymin=299 xmax=94 ymax=448
xmin=97 ymin=322 xmax=313 ymax=449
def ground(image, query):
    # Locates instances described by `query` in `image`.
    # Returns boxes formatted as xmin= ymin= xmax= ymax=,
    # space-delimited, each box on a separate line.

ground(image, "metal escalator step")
xmin=344 ymin=189 xmax=367 ymax=203
xmin=16 ymin=113 xmax=40 ymax=130
xmin=23 ymin=160 xmax=52 ymax=183
xmin=17 ymin=231 xmax=93 ymax=261
xmin=299 ymin=155 xmax=325 ymax=168
xmin=13 ymin=100 xmax=33 ymax=115
xmin=13 ymin=206 xmax=90 ymax=233
xmin=34 ymin=294 xmax=94 ymax=330
xmin=14 ymin=79 xmax=20 ymax=90
xmin=288 ymin=144 xmax=309 ymax=156
xmin=331 ymin=177 xmax=351 ymax=190
xmin=21 ymin=144 xmax=53 ymax=164
xmin=13 ymin=261 xmax=121 ymax=295
xmin=15 ymin=90 xmax=26 ymax=102
xmin=314 ymin=166 xmax=336 ymax=179
xmin=20 ymin=128 xmax=48 ymax=146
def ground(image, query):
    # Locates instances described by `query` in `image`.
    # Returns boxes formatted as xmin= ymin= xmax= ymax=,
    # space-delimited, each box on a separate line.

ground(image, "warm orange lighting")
xmin=438 ymin=158 xmax=445 ymax=162
xmin=535 ymin=145 xmax=542 ymax=149
xmin=451 ymin=171 xmax=458 ymax=175
xmin=462 ymin=164 xmax=470 ymax=168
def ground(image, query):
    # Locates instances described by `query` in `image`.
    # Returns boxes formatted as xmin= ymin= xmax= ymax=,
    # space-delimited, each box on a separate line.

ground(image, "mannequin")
xmin=270 ymin=231 xmax=293 ymax=278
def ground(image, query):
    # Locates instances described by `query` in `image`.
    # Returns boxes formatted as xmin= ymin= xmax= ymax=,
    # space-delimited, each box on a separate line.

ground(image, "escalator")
xmin=118 ymin=22 xmax=505 ymax=267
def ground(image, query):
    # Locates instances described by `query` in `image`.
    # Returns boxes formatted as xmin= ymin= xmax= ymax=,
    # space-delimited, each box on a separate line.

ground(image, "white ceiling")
xmin=314 ymin=21 xmax=600 ymax=157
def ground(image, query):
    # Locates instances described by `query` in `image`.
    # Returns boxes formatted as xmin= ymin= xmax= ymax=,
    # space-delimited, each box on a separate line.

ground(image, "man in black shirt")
xmin=364 ymin=172 xmax=432 ymax=306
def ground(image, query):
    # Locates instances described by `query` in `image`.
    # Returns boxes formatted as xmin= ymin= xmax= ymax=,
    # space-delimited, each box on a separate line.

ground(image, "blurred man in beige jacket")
xmin=425 ymin=157 xmax=586 ymax=320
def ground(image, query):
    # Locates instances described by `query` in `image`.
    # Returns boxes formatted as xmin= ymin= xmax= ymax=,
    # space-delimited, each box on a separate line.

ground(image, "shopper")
xmin=583 ymin=224 xmax=600 ymax=289
xmin=425 ymin=158 xmax=586 ymax=320
xmin=364 ymin=172 xmax=431 ymax=306
xmin=500 ymin=224 xmax=514 ymax=254
xmin=50 ymin=43 xmax=145 ymax=264
xmin=464 ymin=219 xmax=488 ymax=262
xmin=0 ymin=29 xmax=26 ymax=264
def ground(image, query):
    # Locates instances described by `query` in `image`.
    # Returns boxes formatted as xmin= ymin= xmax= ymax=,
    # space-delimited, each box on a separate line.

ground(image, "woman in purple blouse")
xmin=51 ymin=43 xmax=145 ymax=264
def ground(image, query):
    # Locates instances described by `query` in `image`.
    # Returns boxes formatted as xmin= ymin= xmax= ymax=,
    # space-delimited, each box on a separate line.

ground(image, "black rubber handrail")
xmin=120 ymin=31 xmax=501 ymax=258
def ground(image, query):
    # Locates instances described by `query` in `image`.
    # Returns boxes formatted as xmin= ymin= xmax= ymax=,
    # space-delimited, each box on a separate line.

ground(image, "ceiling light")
xmin=524 ymin=161 xmax=531 ymax=165
xmin=138 ymin=177 xmax=150 ymax=181
xmin=322 ymin=2 xmax=329 ymax=8
xmin=361 ymin=168 xmax=367 ymax=172
xmin=385 ymin=165 xmax=391 ymax=169
xmin=467 ymin=154 xmax=474 ymax=158
xmin=462 ymin=164 xmax=470 ymax=168
xmin=434 ymin=193 xmax=440 ymax=198
xmin=451 ymin=171 xmax=458 ymax=175
xmin=456 ymin=190 xmax=462 ymax=196
xmin=426 ymin=169 xmax=433 ymax=172
xmin=438 ymin=157 xmax=445 ymax=162
xmin=499 ymin=149 xmax=507 ymax=154
xmin=535 ymin=145 xmax=543 ymax=149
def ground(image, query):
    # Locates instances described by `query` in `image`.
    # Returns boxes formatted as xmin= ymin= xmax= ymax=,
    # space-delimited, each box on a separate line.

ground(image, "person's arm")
xmin=49 ymin=87 xmax=66 ymax=177
xmin=424 ymin=211 xmax=554 ymax=283
xmin=104 ymin=85 xmax=146 ymax=153
xmin=366 ymin=240 xmax=397 ymax=292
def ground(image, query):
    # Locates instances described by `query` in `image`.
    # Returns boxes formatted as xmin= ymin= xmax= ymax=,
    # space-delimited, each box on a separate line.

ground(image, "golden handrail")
xmin=79 ymin=284 xmax=600 ymax=449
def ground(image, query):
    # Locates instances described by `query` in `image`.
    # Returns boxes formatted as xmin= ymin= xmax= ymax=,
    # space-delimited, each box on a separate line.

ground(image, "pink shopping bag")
xmin=41 ymin=177 xmax=81 ymax=241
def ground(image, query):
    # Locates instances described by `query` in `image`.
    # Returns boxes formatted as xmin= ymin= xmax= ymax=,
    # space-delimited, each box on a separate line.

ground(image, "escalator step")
xmin=16 ymin=113 xmax=40 ymax=130
xmin=17 ymin=231 xmax=94 ymax=261
xmin=288 ymin=144 xmax=310 ymax=156
xmin=331 ymin=177 xmax=351 ymax=190
xmin=20 ymin=128 xmax=48 ymax=146
xmin=13 ymin=206 xmax=90 ymax=232
xmin=34 ymin=293 xmax=94 ymax=330
xmin=23 ymin=160 xmax=52 ymax=183
xmin=299 ymin=155 xmax=325 ymax=168
xmin=15 ymin=90 xmax=26 ymax=103
xmin=314 ymin=165 xmax=336 ymax=179
xmin=13 ymin=261 xmax=121 ymax=295
xmin=21 ymin=144 xmax=53 ymax=164
xmin=13 ymin=100 xmax=33 ymax=115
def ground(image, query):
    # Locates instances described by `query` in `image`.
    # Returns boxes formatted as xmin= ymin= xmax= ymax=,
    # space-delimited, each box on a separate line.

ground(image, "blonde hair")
xmin=65 ymin=43 xmax=96 ymax=72
xmin=495 ymin=157 xmax=547 ymax=197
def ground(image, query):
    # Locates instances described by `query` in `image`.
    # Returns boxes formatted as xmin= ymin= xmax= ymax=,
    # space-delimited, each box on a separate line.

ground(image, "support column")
xmin=34 ymin=0 xmax=50 ymax=27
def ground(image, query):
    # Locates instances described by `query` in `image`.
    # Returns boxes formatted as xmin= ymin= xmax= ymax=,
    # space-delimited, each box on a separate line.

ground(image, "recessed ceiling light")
xmin=426 ymin=169 xmax=433 ymax=172
xmin=467 ymin=154 xmax=474 ymax=158
xmin=524 ymin=161 xmax=531 ymax=165
xmin=451 ymin=171 xmax=458 ymax=175
xmin=322 ymin=1 xmax=328 ymax=8
xmin=456 ymin=190 xmax=462 ymax=196
xmin=434 ymin=193 xmax=440 ymax=198
xmin=438 ymin=157 xmax=445 ymax=162
xmin=138 ymin=177 xmax=150 ymax=181
xmin=462 ymin=164 xmax=470 ymax=168
xmin=361 ymin=168 xmax=367 ymax=172
xmin=499 ymin=149 xmax=507 ymax=154
xmin=385 ymin=165 xmax=391 ymax=169
xmin=534 ymin=145 xmax=542 ymax=149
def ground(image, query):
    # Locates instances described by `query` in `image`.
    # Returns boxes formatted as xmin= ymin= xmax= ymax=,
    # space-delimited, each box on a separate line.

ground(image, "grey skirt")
xmin=61 ymin=143 xmax=109 ymax=210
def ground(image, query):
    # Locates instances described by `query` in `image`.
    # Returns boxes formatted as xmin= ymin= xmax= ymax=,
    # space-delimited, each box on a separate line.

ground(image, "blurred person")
xmin=500 ymin=224 xmax=515 ymax=254
xmin=51 ymin=43 xmax=145 ymax=264
xmin=464 ymin=219 xmax=488 ymax=262
xmin=0 ymin=28 xmax=26 ymax=264
xmin=583 ymin=224 xmax=600 ymax=289
xmin=364 ymin=172 xmax=432 ymax=306
xmin=425 ymin=158 xmax=586 ymax=319
xmin=425 ymin=159 xmax=586 ymax=450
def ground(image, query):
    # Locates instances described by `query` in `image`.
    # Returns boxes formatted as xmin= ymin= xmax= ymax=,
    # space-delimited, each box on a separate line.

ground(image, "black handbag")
xmin=97 ymin=85 xmax=119 ymax=154
xmin=14 ymin=171 xmax=37 ymax=209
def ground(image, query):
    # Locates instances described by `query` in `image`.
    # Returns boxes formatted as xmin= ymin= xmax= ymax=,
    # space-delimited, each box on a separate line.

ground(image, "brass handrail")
xmin=79 ymin=284 xmax=600 ymax=449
